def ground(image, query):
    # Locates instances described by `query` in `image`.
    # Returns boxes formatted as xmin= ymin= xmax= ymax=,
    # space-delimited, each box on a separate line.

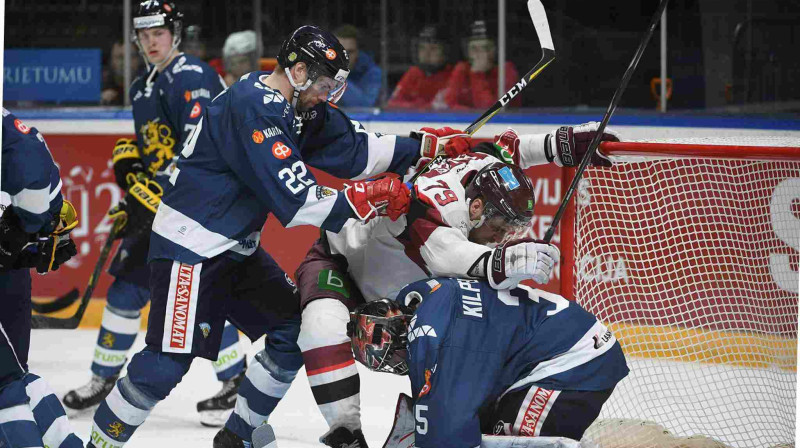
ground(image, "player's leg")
xmin=295 ymin=241 xmax=367 ymax=447
xmin=483 ymin=384 xmax=614 ymax=441
xmin=0 ymin=270 xmax=82 ymax=447
xmin=197 ymin=320 xmax=248 ymax=427
xmin=63 ymin=278 xmax=149 ymax=412
xmin=216 ymin=248 xmax=303 ymax=446
xmin=89 ymin=256 xmax=236 ymax=447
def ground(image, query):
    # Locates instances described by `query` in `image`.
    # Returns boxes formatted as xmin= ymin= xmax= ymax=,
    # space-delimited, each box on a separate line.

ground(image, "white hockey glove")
xmin=487 ymin=238 xmax=560 ymax=289
xmin=547 ymin=121 xmax=618 ymax=167
xmin=410 ymin=126 xmax=471 ymax=159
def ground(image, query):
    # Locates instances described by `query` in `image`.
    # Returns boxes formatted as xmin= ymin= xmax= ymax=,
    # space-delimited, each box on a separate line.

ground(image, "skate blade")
xmin=199 ymin=408 xmax=234 ymax=427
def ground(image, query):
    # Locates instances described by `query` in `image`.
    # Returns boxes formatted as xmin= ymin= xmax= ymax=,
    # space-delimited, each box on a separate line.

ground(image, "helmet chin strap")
xmin=135 ymin=33 xmax=182 ymax=72
xmin=284 ymin=67 xmax=313 ymax=108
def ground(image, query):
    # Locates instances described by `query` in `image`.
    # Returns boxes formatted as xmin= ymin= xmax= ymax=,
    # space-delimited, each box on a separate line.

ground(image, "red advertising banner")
xmin=35 ymin=135 xmax=567 ymax=300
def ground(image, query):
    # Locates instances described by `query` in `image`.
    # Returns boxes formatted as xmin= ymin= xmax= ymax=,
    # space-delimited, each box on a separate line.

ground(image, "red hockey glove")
xmin=491 ymin=128 xmax=520 ymax=164
xmin=344 ymin=175 xmax=411 ymax=222
xmin=549 ymin=122 xmax=618 ymax=167
xmin=412 ymin=126 xmax=471 ymax=159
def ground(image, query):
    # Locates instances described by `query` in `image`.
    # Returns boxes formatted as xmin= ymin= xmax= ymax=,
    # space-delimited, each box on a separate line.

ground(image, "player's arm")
xmin=227 ymin=117 xmax=409 ymax=231
xmin=302 ymin=103 xmax=421 ymax=179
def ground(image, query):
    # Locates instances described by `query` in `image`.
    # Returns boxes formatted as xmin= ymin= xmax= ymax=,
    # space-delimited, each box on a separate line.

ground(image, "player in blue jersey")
xmin=87 ymin=24 xmax=424 ymax=448
xmin=62 ymin=1 xmax=249 ymax=427
xmin=349 ymin=278 xmax=629 ymax=448
xmin=0 ymin=108 xmax=83 ymax=448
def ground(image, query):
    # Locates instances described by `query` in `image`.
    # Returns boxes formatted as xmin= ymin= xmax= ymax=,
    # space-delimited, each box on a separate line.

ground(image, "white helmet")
xmin=222 ymin=30 xmax=259 ymax=58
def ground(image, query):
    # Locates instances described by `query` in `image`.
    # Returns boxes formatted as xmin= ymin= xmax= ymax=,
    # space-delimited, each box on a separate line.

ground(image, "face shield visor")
xmin=306 ymin=64 xmax=349 ymax=103
xmin=472 ymin=200 xmax=533 ymax=247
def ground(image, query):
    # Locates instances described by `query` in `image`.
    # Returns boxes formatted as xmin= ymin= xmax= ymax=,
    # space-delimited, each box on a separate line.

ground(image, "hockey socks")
xmin=212 ymin=321 xmax=246 ymax=381
xmin=224 ymin=350 xmax=297 ymax=440
xmin=0 ymin=373 xmax=82 ymax=448
xmin=91 ymin=305 xmax=141 ymax=378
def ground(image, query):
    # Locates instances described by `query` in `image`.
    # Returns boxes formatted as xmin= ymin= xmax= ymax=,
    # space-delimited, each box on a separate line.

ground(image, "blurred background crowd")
xmin=3 ymin=0 xmax=799 ymax=113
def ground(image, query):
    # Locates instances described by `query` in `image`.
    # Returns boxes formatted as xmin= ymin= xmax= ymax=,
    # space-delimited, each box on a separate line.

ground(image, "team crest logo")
xmin=189 ymin=102 xmax=202 ymax=119
xmin=271 ymin=141 xmax=291 ymax=159
xmin=101 ymin=332 xmax=116 ymax=348
xmin=315 ymin=185 xmax=336 ymax=199
xmin=418 ymin=369 xmax=433 ymax=398
xmin=14 ymin=119 xmax=30 ymax=134
xmin=199 ymin=322 xmax=211 ymax=339
xmin=288 ymin=51 xmax=297 ymax=62
xmin=252 ymin=129 xmax=265 ymax=144
xmin=325 ymin=48 xmax=337 ymax=60
xmin=184 ymin=90 xmax=192 ymax=102
xmin=493 ymin=421 xmax=506 ymax=435
xmin=107 ymin=421 xmax=126 ymax=438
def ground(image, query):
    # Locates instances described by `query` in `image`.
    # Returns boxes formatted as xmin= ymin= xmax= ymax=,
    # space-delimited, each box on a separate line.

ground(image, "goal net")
xmin=572 ymin=136 xmax=800 ymax=448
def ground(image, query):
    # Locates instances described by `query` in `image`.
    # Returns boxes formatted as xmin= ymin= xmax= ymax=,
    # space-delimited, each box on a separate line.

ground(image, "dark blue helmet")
xmin=277 ymin=25 xmax=350 ymax=87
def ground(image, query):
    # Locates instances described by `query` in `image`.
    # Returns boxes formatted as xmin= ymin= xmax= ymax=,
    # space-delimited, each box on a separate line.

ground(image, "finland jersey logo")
xmin=407 ymin=315 xmax=436 ymax=343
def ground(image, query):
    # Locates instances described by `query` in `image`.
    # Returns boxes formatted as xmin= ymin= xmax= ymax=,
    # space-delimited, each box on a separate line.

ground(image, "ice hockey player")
xmin=350 ymin=277 xmax=629 ymax=448
xmin=0 ymin=108 xmax=82 ymax=447
xmin=85 ymin=23 xmax=429 ymax=447
xmin=62 ymin=0 xmax=248 ymax=427
xmin=290 ymin=123 xmax=620 ymax=447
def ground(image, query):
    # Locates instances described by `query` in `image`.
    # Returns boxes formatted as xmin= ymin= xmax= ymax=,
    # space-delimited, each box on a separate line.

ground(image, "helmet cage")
xmin=348 ymin=300 xmax=412 ymax=376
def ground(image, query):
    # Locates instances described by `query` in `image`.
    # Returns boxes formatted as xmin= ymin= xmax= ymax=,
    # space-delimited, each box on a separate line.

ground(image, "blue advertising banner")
xmin=4 ymin=49 xmax=102 ymax=103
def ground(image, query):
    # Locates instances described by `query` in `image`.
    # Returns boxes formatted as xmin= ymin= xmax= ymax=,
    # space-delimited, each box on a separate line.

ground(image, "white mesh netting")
xmin=573 ymin=138 xmax=799 ymax=448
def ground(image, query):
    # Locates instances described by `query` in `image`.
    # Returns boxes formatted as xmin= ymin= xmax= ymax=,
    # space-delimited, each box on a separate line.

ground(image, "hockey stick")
xmin=411 ymin=0 xmax=554 ymax=181
xmin=31 ymin=220 xmax=122 ymax=329
xmin=31 ymin=288 xmax=79 ymax=314
xmin=542 ymin=0 xmax=670 ymax=243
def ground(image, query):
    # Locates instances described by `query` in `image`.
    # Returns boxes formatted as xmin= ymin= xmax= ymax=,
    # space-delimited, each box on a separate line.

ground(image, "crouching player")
xmin=348 ymin=278 xmax=629 ymax=447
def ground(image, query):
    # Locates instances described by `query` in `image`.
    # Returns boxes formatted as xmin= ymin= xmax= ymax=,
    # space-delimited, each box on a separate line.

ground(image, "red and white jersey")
xmin=326 ymin=152 xmax=502 ymax=300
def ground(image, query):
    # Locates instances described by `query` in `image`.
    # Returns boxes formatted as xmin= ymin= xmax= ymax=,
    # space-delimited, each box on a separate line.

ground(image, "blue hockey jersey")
xmin=109 ymin=53 xmax=226 ymax=285
xmin=149 ymin=71 xmax=419 ymax=264
xmin=396 ymin=278 xmax=629 ymax=448
xmin=1 ymin=108 xmax=63 ymax=234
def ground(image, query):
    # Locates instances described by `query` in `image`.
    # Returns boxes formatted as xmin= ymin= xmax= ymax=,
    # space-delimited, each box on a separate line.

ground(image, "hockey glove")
xmin=112 ymin=175 xmax=164 ymax=238
xmin=548 ymin=122 xmax=618 ymax=167
xmin=321 ymin=427 xmax=368 ymax=448
xmin=0 ymin=207 xmax=30 ymax=270
xmin=52 ymin=199 xmax=79 ymax=236
xmin=112 ymin=138 xmax=146 ymax=189
xmin=411 ymin=126 xmax=471 ymax=159
xmin=15 ymin=235 xmax=78 ymax=274
xmin=344 ymin=175 xmax=411 ymax=222
xmin=487 ymin=238 xmax=560 ymax=289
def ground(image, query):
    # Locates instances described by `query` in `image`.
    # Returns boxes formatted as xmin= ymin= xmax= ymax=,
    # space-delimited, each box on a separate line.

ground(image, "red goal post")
xmin=560 ymin=136 xmax=800 ymax=448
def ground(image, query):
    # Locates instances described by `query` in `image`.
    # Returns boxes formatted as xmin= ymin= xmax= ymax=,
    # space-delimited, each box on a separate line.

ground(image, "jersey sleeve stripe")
xmin=501 ymin=320 xmax=617 ymax=396
xmin=11 ymin=186 xmax=51 ymax=215
xmin=49 ymin=178 xmax=62 ymax=200
xmin=353 ymin=133 xmax=397 ymax=180
xmin=285 ymin=187 xmax=340 ymax=228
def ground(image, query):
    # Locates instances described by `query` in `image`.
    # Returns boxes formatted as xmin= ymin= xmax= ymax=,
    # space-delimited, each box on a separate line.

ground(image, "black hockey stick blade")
xmin=542 ymin=0 xmax=670 ymax=243
xmin=31 ymin=221 xmax=121 ymax=329
xmin=31 ymin=288 xmax=80 ymax=314
xmin=411 ymin=0 xmax=554 ymax=182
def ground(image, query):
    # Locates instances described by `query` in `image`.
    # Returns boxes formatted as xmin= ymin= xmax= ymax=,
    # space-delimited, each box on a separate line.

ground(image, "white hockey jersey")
xmin=326 ymin=152 xmax=507 ymax=300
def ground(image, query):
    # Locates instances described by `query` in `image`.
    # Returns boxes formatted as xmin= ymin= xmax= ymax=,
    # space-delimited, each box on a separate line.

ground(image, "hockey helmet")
xmin=132 ymin=1 xmax=184 ymax=66
xmin=347 ymin=299 xmax=412 ymax=376
xmin=277 ymin=25 xmax=350 ymax=104
xmin=465 ymin=162 xmax=535 ymax=242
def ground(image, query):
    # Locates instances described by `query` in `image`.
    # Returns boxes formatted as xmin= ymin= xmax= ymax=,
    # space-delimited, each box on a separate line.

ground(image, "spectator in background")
xmin=221 ymin=30 xmax=262 ymax=86
xmin=444 ymin=20 xmax=520 ymax=110
xmin=101 ymin=41 xmax=142 ymax=105
xmin=387 ymin=25 xmax=453 ymax=110
xmin=334 ymin=24 xmax=382 ymax=107
xmin=183 ymin=24 xmax=208 ymax=60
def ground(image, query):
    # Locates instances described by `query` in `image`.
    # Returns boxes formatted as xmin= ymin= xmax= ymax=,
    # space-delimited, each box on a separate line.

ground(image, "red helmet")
xmin=347 ymin=299 xmax=412 ymax=376
xmin=465 ymin=162 xmax=535 ymax=240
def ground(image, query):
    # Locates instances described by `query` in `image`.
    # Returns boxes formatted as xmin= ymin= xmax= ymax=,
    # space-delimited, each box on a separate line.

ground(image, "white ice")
xmin=29 ymin=329 xmax=411 ymax=447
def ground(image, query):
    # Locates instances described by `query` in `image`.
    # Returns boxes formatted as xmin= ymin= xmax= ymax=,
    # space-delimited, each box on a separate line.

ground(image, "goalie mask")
xmin=465 ymin=163 xmax=535 ymax=245
xmin=347 ymin=299 xmax=412 ymax=376
xmin=277 ymin=25 xmax=350 ymax=107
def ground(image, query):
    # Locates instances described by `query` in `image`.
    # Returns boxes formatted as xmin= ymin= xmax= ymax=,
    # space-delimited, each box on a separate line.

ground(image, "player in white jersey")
xmin=289 ymin=123 xmax=621 ymax=447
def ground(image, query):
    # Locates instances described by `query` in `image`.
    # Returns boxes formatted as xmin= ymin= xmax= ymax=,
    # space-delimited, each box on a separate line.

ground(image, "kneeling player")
xmin=349 ymin=278 xmax=629 ymax=447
